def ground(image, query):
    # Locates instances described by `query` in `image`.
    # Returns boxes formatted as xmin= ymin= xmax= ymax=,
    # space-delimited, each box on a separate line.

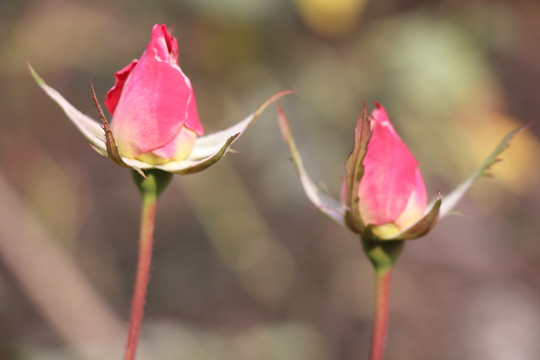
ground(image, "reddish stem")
xmin=123 ymin=195 xmax=157 ymax=360
xmin=369 ymin=268 xmax=393 ymax=360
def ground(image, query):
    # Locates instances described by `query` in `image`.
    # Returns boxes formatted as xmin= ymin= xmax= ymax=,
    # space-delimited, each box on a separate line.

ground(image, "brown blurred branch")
xmin=0 ymin=172 xmax=127 ymax=359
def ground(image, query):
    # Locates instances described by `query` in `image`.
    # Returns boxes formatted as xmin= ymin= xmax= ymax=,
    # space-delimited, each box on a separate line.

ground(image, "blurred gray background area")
xmin=1 ymin=0 xmax=540 ymax=359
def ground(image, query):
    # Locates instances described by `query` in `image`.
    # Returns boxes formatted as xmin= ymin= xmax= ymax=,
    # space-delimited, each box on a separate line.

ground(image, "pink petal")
xmin=395 ymin=168 xmax=428 ymax=229
xmin=104 ymin=60 xmax=138 ymax=115
xmin=150 ymin=127 xmax=197 ymax=161
xmin=150 ymin=24 xmax=178 ymax=64
xmin=358 ymin=103 xmax=427 ymax=227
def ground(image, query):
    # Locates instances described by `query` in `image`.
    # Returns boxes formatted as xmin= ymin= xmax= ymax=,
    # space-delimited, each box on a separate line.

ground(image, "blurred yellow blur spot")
xmin=464 ymin=112 xmax=540 ymax=195
xmin=294 ymin=0 xmax=368 ymax=37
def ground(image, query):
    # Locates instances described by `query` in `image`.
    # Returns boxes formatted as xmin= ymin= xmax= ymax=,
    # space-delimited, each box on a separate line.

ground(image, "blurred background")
xmin=1 ymin=0 xmax=540 ymax=359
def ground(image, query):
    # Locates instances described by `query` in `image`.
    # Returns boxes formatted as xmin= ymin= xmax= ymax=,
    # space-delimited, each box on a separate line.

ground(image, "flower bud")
xmin=105 ymin=24 xmax=203 ymax=164
xmin=279 ymin=99 xmax=521 ymax=242
xmin=356 ymin=104 xmax=427 ymax=237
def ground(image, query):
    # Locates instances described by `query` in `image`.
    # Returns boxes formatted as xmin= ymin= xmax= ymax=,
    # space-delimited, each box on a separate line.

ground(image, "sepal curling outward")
xmin=29 ymin=64 xmax=292 ymax=176
xmin=277 ymin=104 xmax=346 ymax=226
xmin=342 ymin=101 xmax=371 ymax=234
xmin=90 ymin=79 xmax=141 ymax=175
xmin=367 ymin=191 xmax=441 ymax=241
xmin=278 ymin=101 xmax=525 ymax=242
xmin=437 ymin=123 xmax=530 ymax=218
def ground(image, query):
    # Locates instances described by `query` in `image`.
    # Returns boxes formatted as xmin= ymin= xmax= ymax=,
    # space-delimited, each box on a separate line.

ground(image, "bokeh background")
xmin=1 ymin=0 xmax=540 ymax=359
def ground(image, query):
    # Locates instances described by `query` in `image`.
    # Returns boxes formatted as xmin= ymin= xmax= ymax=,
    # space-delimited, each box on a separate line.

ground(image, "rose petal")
xmin=104 ymin=60 xmax=137 ymax=115
xmin=358 ymin=104 xmax=427 ymax=227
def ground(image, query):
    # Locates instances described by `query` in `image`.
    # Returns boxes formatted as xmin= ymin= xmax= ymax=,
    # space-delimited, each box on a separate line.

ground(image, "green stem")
xmin=361 ymin=237 xmax=402 ymax=360
xmin=123 ymin=193 xmax=156 ymax=360
xmin=369 ymin=268 xmax=393 ymax=360
xmin=124 ymin=170 xmax=172 ymax=360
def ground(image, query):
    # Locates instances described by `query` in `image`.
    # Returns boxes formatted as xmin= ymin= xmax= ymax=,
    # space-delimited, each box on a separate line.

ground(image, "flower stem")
xmin=369 ymin=267 xmax=393 ymax=360
xmin=124 ymin=170 xmax=172 ymax=360
xmin=123 ymin=192 xmax=157 ymax=360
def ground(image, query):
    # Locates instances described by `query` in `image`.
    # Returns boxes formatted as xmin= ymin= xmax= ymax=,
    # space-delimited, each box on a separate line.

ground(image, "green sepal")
xmin=277 ymin=104 xmax=345 ymax=226
xmin=28 ymin=63 xmax=107 ymax=154
xmin=439 ymin=124 xmax=529 ymax=218
xmin=373 ymin=191 xmax=442 ymax=241
xmin=167 ymin=133 xmax=238 ymax=175
xmin=361 ymin=235 xmax=403 ymax=273
xmin=343 ymin=101 xmax=371 ymax=234
xmin=89 ymin=81 xmax=145 ymax=178
xmin=131 ymin=169 xmax=173 ymax=199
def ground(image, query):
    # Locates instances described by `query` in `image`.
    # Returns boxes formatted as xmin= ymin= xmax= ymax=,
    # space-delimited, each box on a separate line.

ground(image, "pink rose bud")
xmin=104 ymin=24 xmax=204 ymax=164
xmin=357 ymin=103 xmax=427 ymax=233
xmin=279 ymin=98 xmax=519 ymax=241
